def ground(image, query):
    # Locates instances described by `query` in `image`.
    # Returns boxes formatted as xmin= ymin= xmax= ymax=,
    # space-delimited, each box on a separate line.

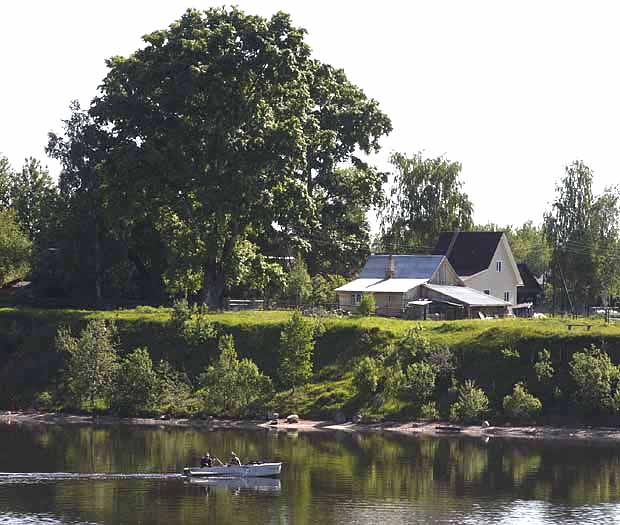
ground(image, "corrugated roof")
xmin=366 ymin=279 xmax=427 ymax=293
xmin=359 ymin=255 xmax=444 ymax=279
xmin=335 ymin=279 xmax=383 ymax=292
xmin=433 ymin=232 xmax=503 ymax=276
xmin=423 ymin=284 xmax=509 ymax=306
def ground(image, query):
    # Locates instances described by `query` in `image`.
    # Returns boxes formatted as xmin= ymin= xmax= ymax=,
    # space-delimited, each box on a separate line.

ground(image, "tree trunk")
xmin=200 ymin=228 xmax=239 ymax=310
xmin=201 ymin=259 xmax=226 ymax=310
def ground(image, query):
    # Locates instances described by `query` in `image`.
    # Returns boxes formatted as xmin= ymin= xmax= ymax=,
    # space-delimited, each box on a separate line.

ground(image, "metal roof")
xmin=366 ymin=279 xmax=427 ymax=293
xmin=359 ymin=255 xmax=444 ymax=279
xmin=423 ymin=284 xmax=509 ymax=307
xmin=335 ymin=279 xmax=383 ymax=292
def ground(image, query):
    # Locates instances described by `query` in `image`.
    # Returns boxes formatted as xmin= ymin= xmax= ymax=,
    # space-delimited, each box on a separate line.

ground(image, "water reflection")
xmin=187 ymin=476 xmax=282 ymax=493
xmin=0 ymin=424 xmax=618 ymax=524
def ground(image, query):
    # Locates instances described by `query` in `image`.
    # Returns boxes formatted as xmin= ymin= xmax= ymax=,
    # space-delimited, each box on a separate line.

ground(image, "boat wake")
xmin=0 ymin=472 xmax=183 ymax=484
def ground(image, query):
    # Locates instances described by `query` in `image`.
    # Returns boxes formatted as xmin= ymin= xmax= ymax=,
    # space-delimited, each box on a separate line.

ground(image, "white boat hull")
xmin=183 ymin=462 xmax=282 ymax=478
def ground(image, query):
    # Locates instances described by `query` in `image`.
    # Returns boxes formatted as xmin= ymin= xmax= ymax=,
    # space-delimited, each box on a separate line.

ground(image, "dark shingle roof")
xmin=432 ymin=231 xmax=503 ymax=276
xmin=359 ymin=255 xmax=444 ymax=279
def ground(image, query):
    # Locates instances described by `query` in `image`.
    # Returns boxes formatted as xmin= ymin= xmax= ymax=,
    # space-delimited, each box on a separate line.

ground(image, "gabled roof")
xmin=334 ymin=279 xmax=383 ymax=292
xmin=359 ymin=255 xmax=445 ymax=279
xmin=366 ymin=279 xmax=427 ymax=293
xmin=432 ymin=231 xmax=503 ymax=276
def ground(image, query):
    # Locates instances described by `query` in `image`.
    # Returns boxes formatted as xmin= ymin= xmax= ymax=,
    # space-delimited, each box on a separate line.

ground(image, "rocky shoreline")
xmin=2 ymin=411 xmax=620 ymax=443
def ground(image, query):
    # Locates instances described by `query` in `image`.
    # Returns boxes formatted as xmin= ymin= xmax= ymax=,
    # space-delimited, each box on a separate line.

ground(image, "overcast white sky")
xmin=2 ymin=1 xmax=619 ymax=228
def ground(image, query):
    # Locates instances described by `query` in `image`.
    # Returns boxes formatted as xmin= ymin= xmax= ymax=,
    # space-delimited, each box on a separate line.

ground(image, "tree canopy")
xmin=544 ymin=161 xmax=620 ymax=307
xmin=0 ymin=209 xmax=31 ymax=286
xmin=59 ymin=7 xmax=390 ymax=308
xmin=379 ymin=152 xmax=473 ymax=253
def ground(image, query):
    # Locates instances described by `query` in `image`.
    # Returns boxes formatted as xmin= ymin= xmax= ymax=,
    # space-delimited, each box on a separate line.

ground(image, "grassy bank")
xmin=1 ymin=307 xmax=620 ymax=420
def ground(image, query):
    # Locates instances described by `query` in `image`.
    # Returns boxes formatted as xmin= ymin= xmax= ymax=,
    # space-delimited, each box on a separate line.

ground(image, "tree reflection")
xmin=1 ymin=425 xmax=620 ymax=524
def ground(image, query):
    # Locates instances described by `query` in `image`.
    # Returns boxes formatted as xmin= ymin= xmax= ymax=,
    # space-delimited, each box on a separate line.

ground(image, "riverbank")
xmin=3 ymin=411 xmax=620 ymax=443
xmin=2 ymin=307 xmax=620 ymax=422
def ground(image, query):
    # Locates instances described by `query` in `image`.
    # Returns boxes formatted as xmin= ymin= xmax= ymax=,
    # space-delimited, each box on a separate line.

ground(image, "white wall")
xmin=462 ymin=238 xmax=520 ymax=304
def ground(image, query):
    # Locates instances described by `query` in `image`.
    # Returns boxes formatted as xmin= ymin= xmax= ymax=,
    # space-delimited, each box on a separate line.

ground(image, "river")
xmin=0 ymin=423 xmax=618 ymax=524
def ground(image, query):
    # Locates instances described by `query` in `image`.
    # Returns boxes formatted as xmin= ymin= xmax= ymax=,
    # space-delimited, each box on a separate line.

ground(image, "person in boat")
xmin=229 ymin=452 xmax=242 ymax=466
xmin=200 ymin=452 xmax=212 ymax=468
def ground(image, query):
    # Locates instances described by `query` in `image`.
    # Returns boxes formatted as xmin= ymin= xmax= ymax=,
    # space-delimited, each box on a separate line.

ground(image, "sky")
xmin=2 ymin=1 xmax=620 ymax=229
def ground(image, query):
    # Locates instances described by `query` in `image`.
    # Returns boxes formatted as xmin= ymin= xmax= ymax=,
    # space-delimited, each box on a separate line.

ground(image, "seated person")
xmin=229 ymin=452 xmax=242 ymax=466
xmin=200 ymin=452 xmax=212 ymax=468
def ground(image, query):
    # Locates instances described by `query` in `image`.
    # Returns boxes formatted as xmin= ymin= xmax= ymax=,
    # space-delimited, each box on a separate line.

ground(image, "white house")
xmin=335 ymin=254 xmax=508 ymax=318
xmin=432 ymin=231 xmax=523 ymax=305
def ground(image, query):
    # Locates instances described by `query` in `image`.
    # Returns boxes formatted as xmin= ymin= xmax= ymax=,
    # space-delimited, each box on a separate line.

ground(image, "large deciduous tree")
xmin=544 ymin=161 xmax=620 ymax=308
xmin=379 ymin=152 xmax=473 ymax=253
xmin=79 ymin=7 xmax=390 ymax=308
xmin=9 ymin=158 xmax=58 ymax=242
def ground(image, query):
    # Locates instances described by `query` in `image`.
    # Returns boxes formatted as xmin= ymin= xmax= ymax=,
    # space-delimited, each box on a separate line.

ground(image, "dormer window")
xmin=496 ymin=261 xmax=502 ymax=272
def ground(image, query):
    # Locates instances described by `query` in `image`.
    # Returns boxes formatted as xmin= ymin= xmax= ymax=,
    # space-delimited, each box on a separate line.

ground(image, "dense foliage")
xmin=379 ymin=152 xmax=473 ymax=253
xmin=544 ymin=161 xmax=620 ymax=309
xmin=198 ymin=335 xmax=272 ymax=417
xmin=279 ymin=311 xmax=318 ymax=390
xmin=502 ymin=382 xmax=542 ymax=420
xmin=5 ymin=309 xmax=620 ymax=422
xmin=0 ymin=209 xmax=31 ymax=286
xmin=449 ymin=380 xmax=489 ymax=424
xmin=40 ymin=7 xmax=391 ymax=308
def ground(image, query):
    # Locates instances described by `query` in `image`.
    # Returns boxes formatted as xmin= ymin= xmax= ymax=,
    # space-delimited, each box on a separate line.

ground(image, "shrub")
xmin=156 ymin=360 xmax=195 ymax=416
xmin=534 ymin=349 xmax=554 ymax=382
xmin=182 ymin=313 xmax=217 ymax=347
xmin=170 ymin=298 xmax=192 ymax=330
xmin=199 ymin=334 xmax=272 ymax=416
xmin=397 ymin=326 xmax=432 ymax=365
xmin=279 ymin=311 xmax=316 ymax=390
xmin=420 ymin=401 xmax=440 ymax=420
xmin=570 ymin=345 xmax=620 ymax=415
xmin=503 ymin=382 xmax=542 ymax=420
xmin=427 ymin=347 xmax=455 ymax=377
xmin=449 ymin=380 xmax=489 ymax=424
xmin=402 ymin=362 xmax=437 ymax=406
xmin=356 ymin=293 xmax=376 ymax=316
xmin=111 ymin=347 xmax=159 ymax=415
xmin=383 ymin=364 xmax=406 ymax=398
xmin=56 ymin=320 xmax=119 ymax=410
xmin=353 ymin=356 xmax=382 ymax=396
xmin=34 ymin=391 xmax=54 ymax=411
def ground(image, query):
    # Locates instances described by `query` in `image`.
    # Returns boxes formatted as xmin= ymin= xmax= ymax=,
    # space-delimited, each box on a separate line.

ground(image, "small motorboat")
xmin=183 ymin=462 xmax=282 ymax=478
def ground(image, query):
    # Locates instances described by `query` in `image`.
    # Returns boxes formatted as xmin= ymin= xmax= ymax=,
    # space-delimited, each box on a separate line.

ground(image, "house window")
xmin=504 ymin=291 xmax=511 ymax=302
xmin=496 ymin=261 xmax=503 ymax=272
xmin=352 ymin=293 xmax=362 ymax=306
xmin=483 ymin=290 xmax=490 ymax=295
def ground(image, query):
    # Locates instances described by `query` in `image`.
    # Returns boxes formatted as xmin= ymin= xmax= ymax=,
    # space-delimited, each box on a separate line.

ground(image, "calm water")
xmin=0 ymin=424 xmax=619 ymax=524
